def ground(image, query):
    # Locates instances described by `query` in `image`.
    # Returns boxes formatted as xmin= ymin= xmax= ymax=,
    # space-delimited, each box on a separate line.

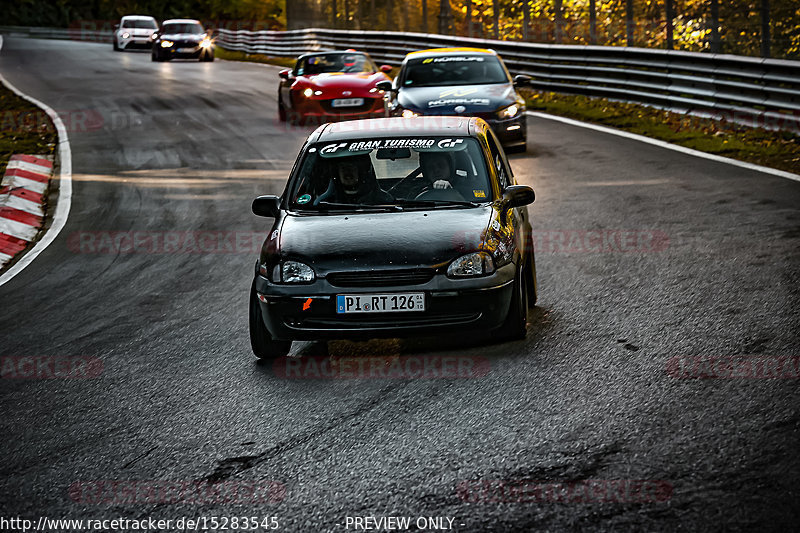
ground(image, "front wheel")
xmin=278 ymin=94 xmax=287 ymax=122
xmin=113 ymin=38 xmax=120 ymax=51
xmin=200 ymin=50 xmax=214 ymax=62
xmin=249 ymin=281 xmax=291 ymax=359
xmin=492 ymin=263 xmax=528 ymax=342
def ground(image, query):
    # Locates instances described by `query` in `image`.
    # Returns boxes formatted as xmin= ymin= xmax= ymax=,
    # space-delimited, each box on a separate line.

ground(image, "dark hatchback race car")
xmin=378 ymin=48 xmax=530 ymax=151
xmin=151 ymin=19 xmax=214 ymax=62
xmin=277 ymin=50 xmax=392 ymax=124
xmin=249 ymin=116 xmax=537 ymax=359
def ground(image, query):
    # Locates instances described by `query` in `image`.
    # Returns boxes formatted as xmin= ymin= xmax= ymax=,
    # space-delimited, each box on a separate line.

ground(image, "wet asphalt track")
xmin=1 ymin=37 xmax=799 ymax=531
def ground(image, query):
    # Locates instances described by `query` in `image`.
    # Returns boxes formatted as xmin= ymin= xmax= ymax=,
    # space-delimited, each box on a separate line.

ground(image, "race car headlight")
xmin=303 ymin=88 xmax=314 ymax=98
xmin=279 ymin=261 xmax=315 ymax=283
xmin=200 ymin=38 xmax=212 ymax=48
xmin=447 ymin=252 xmax=496 ymax=278
xmin=150 ymin=33 xmax=157 ymax=40
xmin=401 ymin=109 xmax=419 ymax=119
xmin=122 ymin=32 xmax=130 ymax=39
xmin=498 ymin=104 xmax=520 ymax=119
xmin=160 ymin=40 xmax=174 ymax=48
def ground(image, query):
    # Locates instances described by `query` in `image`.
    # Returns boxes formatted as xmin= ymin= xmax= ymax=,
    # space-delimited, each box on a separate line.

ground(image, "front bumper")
xmin=120 ymin=37 xmax=154 ymax=50
xmin=158 ymin=43 xmax=212 ymax=58
xmin=254 ymin=263 xmax=516 ymax=341
xmin=485 ymin=115 xmax=527 ymax=148
xmin=291 ymin=96 xmax=386 ymax=123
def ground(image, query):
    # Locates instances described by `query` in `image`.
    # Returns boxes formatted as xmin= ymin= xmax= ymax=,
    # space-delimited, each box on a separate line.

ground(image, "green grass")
xmin=522 ymin=90 xmax=800 ymax=175
xmin=0 ymin=84 xmax=57 ymax=176
xmin=214 ymin=48 xmax=297 ymax=69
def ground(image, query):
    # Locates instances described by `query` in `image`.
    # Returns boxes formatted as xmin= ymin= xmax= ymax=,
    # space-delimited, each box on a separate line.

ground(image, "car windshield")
xmin=161 ymin=23 xmax=204 ymax=34
xmin=403 ymin=55 xmax=509 ymax=87
xmin=288 ymin=137 xmax=493 ymax=211
xmin=122 ymin=19 xmax=157 ymax=29
xmin=295 ymin=53 xmax=376 ymax=76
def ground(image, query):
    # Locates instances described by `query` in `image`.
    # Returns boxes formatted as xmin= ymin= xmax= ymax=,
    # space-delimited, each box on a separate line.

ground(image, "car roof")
xmin=121 ymin=15 xmax=156 ymax=20
xmin=162 ymin=19 xmax=202 ymax=24
xmin=312 ymin=116 xmax=484 ymax=143
xmin=405 ymin=47 xmax=497 ymax=59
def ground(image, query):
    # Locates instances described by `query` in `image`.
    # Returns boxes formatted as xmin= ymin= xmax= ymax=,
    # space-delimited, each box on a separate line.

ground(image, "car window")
xmin=161 ymin=23 xmax=204 ymax=34
xmin=287 ymin=137 xmax=493 ymax=209
xmin=295 ymin=53 xmax=375 ymax=76
xmin=402 ymin=55 xmax=509 ymax=87
xmin=486 ymin=130 xmax=512 ymax=189
xmin=122 ymin=19 xmax=157 ymax=29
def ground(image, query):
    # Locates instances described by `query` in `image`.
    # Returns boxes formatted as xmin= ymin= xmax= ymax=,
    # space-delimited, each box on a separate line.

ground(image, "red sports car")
xmin=277 ymin=50 xmax=392 ymax=124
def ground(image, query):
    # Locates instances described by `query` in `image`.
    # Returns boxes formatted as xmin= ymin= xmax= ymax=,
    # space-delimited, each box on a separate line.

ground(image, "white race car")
xmin=113 ymin=16 xmax=158 ymax=51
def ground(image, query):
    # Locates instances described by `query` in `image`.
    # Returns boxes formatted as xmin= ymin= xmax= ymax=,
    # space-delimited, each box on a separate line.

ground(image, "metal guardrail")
xmin=2 ymin=25 xmax=798 ymax=132
xmin=216 ymin=27 xmax=800 ymax=132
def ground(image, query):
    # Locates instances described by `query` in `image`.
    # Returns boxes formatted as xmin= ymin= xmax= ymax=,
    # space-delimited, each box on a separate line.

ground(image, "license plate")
xmin=331 ymin=98 xmax=364 ymax=108
xmin=336 ymin=293 xmax=424 ymax=314
xmin=177 ymin=47 xmax=195 ymax=53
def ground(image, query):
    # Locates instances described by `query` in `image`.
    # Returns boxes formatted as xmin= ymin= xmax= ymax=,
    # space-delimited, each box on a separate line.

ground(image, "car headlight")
xmin=200 ymin=38 xmax=212 ymax=48
xmin=303 ymin=88 xmax=314 ymax=98
xmin=498 ymin=103 xmax=520 ymax=119
xmin=447 ymin=252 xmax=496 ymax=278
xmin=122 ymin=32 xmax=130 ymax=39
xmin=150 ymin=33 xmax=157 ymax=40
xmin=276 ymin=261 xmax=315 ymax=283
xmin=401 ymin=109 xmax=419 ymax=119
xmin=160 ymin=40 xmax=173 ymax=48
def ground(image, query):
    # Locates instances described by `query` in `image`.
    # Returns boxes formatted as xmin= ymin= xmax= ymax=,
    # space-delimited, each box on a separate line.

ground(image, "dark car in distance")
xmin=378 ymin=48 xmax=530 ymax=151
xmin=249 ymin=116 xmax=537 ymax=359
xmin=151 ymin=19 xmax=214 ymax=62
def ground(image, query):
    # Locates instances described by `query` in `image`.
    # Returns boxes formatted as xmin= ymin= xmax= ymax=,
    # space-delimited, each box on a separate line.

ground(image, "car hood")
xmin=297 ymin=72 xmax=387 ymax=91
xmin=276 ymin=207 xmax=494 ymax=274
xmin=398 ymin=83 xmax=517 ymax=115
xmin=122 ymin=28 xmax=156 ymax=36
xmin=160 ymin=33 xmax=205 ymax=41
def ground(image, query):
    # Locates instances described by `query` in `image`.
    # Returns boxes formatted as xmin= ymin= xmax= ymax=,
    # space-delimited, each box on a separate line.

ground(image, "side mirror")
xmin=502 ymin=185 xmax=535 ymax=209
xmin=375 ymin=80 xmax=393 ymax=92
xmin=379 ymin=64 xmax=392 ymax=73
xmin=252 ymin=195 xmax=281 ymax=218
xmin=513 ymin=74 xmax=532 ymax=87
xmin=279 ymin=68 xmax=292 ymax=80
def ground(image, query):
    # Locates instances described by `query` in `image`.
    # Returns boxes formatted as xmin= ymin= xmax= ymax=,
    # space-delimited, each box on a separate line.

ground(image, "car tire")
xmin=278 ymin=94 xmax=287 ymax=122
xmin=493 ymin=263 xmax=528 ymax=342
xmin=249 ymin=281 xmax=291 ymax=359
xmin=151 ymin=50 xmax=160 ymax=62
xmin=526 ymin=250 xmax=538 ymax=306
xmin=200 ymin=50 xmax=214 ymax=62
xmin=113 ymin=38 xmax=120 ymax=51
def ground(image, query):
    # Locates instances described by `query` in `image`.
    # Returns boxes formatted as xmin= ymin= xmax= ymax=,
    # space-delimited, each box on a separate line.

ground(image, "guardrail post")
xmin=709 ymin=0 xmax=720 ymax=53
xmin=760 ymin=0 xmax=771 ymax=58
xmin=493 ymin=0 xmax=500 ymax=40
xmin=466 ymin=0 xmax=473 ymax=37
xmin=554 ymin=0 xmax=563 ymax=44
xmin=625 ymin=0 xmax=634 ymax=46
xmin=665 ymin=0 xmax=675 ymax=50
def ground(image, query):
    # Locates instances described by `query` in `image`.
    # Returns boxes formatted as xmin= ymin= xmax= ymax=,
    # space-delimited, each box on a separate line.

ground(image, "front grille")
xmin=327 ymin=269 xmax=435 ymax=287
xmin=286 ymin=312 xmax=481 ymax=330
xmin=320 ymin=98 xmax=381 ymax=114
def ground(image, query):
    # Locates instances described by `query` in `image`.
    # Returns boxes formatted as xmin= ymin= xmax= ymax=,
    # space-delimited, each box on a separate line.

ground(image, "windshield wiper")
xmin=311 ymin=201 xmax=402 ymax=211
xmin=393 ymin=198 xmax=476 ymax=208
